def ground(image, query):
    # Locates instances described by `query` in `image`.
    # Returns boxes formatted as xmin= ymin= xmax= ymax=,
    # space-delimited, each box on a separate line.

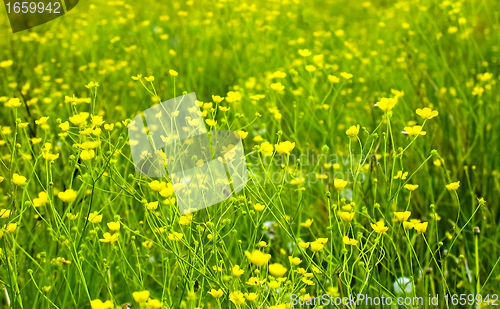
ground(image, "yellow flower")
xmin=402 ymin=125 xmax=426 ymax=136
xmin=205 ymin=119 xmax=217 ymax=127
xmin=270 ymin=83 xmax=285 ymax=91
xmin=345 ymin=124 xmax=360 ymax=138
xmin=87 ymin=211 xmax=103 ymax=223
xmin=414 ymin=222 xmax=428 ymax=234
xmin=35 ymin=116 xmax=49 ymax=129
xmin=2 ymin=126 xmax=11 ymax=134
xmin=371 ymin=220 xmax=388 ymax=234
xmin=159 ymin=183 xmax=174 ymax=197
xmin=131 ymin=74 xmax=142 ymax=80
xmin=298 ymin=49 xmax=311 ymax=57
xmin=253 ymin=135 xmax=264 ymax=142
xmin=275 ymin=141 xmax=295 ymax=154
xmin=375 ymin=97 xmax=398 ymax=112
xmin=393 ymin=171 xmax=408 ymax=179
xmin=90 ymin=299 xmax=113 ymax=309
xmin=288 ymin=256 xmax=302 ymax=265
xmin=91 ymin=115 xmax=103 ymax=126
xmin=33 ymin=192 xmax=48 ymax=207
xmin=212 ymin=95 xmax=224 ymax=103
xmin=309 ymin=241 xmax=324 ymax=252
xmin=229 ymin=291 xmax=246 ymax=305
xmin=77 ymin=141 xmax=101 ymax=150
xmin=154 ymin=227 xmax=166 ymax=234
xmin=339 ymin=211 xmax=355 ymax=222
xmin=6 ymin=223 xmax=17 ymax=233
xmin=179 ymin=213 xmax=193 ymax=225
xmin=169 ymin=69 xmax=178 ymax=76
xmin=299 ymin=241 xmax=309 ymax=249
xmin=408 ymin=219 xmax=422 ymax=230
xmin=99 ymin=232 xmax=119 ymax=243
xmin=226 ymin=91 xmax=242 ymax=103
xmin=81 ymin=150 xmax=95 ymax=161
xmin=42 ymin=143 xmax=59 ymax=161
xmin=302 ymin=278 xmax=315 ymax=285
xmin=305 ymin=65 xmax=316 ymax=72
xmin=342 ymin=236 xmax=358 ymax=246
xmin=334 ymin=178 xmax=348 ymax=190
xmin=300 ymin=219 xmax=313 ymax=228
xmin=394 ymin=211 xmax=411 ymax=222
xmin=340 ymin=72 xmax=353 ymax=79
xmin=168 ymin=232 xmax=184 ymax=241
xmin=104 ymin=123 xmax=114 ymax=131
xmin=416 ymin=107 xmax=439 ymax=120
xmin=5 ymin=98 xmax=21 ymax=108
xmin=142 ymin=240 xmax=153 ymax=248
xmin=59 ymin=121 xmax=70 ymax=131
xmin=250 ymin=94 xmax=265 ymax=101
xmin=260 ymin=142 xmax=274 ymax=156
xmin=147 ymin=299 xmax=163 ymax=309
xmin=403 ymin=221 xmax=415 ymax=230
xmin=58 ymin=189 xmax=77 ymax=203
xmin=252 ymin=203 xmax=265 ymax=212
xmin=132 ymin=290 xmax=150 ymax=303
xmin=472 ymin=85 xmax=484 ymax=96
xmin=12 ymin=173 xmax=27 ymax=185
xmin=245 ymin=250 xmax=271 ymax=266
xmin=246 ymin=277 xmax=261 ymax=285
xmin=145 ymin=76 xmax=155 ymax=82
xmin=446 ymin=181 xmax=460 ymax=191
xmin=148 ymin=180 xmax=166 ymax=192
xmin=69 ymin=113 xmax=88 ymax=126
xmin=269 ymin=263 xmax=288 ymax=277
xmin=107 ymin=221 xmax=120 ymax=231
xmin=237 ymin=130 xmax=248 ymax=139
xmin=404 ymin=184 xmax=419 ymax=191
xmin=209 ymin=289 xmax=223 ymax=298
xmin=391 ymin=89 xmax=405 ymax=98
xmin=268 ymin=280 xmax=281 ymax=289
xmin=0 ymin=60 xmax=13 ymax=67
xmin=430 ymin=213 xmax=441 ymax=221
xmin=85 ymin=81 xmax=100 ymax=89
xmin=328 ymin=75 xmax=340 ymax=83
xmin=146 ymin=201 xmax=159 ymax=210
xmin=231 ymin=265 xmax=244 ymax=277
xmin=318 ymin=238 xmax=329 ymax=245
xmin=0 ymin=209 xmax=10 ymax=219
xmin=244 ymin=293 xmax=258 ymax=301
xmin=187 ymin=117 xmax=200 ymax=127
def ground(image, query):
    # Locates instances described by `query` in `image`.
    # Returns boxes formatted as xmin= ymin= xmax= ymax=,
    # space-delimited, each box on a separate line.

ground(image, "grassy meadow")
xmin=1 ymin=0 xmax=500 ymax=308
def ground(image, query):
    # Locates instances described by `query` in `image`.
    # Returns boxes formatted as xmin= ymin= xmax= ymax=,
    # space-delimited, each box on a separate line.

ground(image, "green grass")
xmin=0 ymin=0 xmax=500 ymax=308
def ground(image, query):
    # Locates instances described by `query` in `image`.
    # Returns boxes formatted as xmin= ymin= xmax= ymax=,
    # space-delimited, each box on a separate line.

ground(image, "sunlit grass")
xmin=0 ymin=0 xmax=500 ymax=308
